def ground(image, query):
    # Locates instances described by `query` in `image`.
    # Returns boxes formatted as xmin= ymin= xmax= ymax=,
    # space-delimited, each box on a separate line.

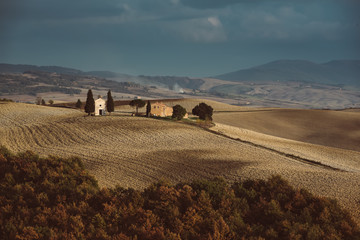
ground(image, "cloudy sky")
xmin=1 ymin=0 xmax=359 ymax=76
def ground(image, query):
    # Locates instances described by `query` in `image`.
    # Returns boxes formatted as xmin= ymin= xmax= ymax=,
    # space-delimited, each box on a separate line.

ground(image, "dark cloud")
xmin=180 ymin=0 xmax=243 ymax=9
xmin=0 ymin=0 xmax=359 ymax=76
xmin=2 ymin=0 xmax=124 ymax=21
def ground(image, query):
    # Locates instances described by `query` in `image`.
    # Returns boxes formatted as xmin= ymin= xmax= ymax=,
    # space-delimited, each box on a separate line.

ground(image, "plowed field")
xmin=1 ymin=102 xmax=360 ymax=223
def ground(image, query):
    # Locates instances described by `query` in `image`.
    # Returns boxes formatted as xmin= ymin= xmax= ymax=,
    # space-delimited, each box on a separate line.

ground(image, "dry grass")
xmin=0 ymin=103 xmax=267 ymax=189
xmin=1 ymin=102 xmax=360 ymax=223
xmin=213 ymin=109 xmax=360 ymax=152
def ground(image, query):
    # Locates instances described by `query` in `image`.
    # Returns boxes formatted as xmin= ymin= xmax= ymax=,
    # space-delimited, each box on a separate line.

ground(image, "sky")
xmin=0 ymin=0 xmax=359 ymax=77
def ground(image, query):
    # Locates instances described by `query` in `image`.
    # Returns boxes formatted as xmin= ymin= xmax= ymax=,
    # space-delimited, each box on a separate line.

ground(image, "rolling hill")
xmin=215 ymin=60 xmax=360 ymax=87
xmin=212 ymin=108 xmax=360 ymax=152
xmin=1 ymin=101 xmax=360 ymax=223
xmin=1 ymin=61 xmax=360 ymax=109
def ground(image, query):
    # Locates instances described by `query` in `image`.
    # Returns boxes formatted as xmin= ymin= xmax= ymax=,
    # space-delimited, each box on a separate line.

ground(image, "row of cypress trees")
xmin=84 ymin=89 xmax=114 ymax=116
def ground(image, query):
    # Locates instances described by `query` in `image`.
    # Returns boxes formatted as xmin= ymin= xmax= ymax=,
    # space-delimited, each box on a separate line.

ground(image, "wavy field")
xmin=213 ymin=109 xmax=360 ymax=152
xmin=1 ymin=102 xmax=360 ymax=223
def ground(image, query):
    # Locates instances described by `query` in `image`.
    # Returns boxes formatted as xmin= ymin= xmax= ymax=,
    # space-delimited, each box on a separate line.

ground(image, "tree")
xmin=84 ymin=89 xmax=95 ymax=116
xmin=146 ymin=100 xmax=151 ymax=117
xmin=106 ymin=90 xmax=114 ymax=115
xmin=129 ymin=99 xmax=145 ymax=115
xmin=36 ymin=97 xmax=42 ymax=105
xmin=48 ymin=100 xmax=54 ymax=105
xmin=41 ymin=99 xmax=46 ymax=105
xmin=192 ymin=102 xmax=213 ymax=121
xmin=172 ymin=105 xmax=187 ymax=120
xmin=76 ymin=99 xmax=82 ymax=109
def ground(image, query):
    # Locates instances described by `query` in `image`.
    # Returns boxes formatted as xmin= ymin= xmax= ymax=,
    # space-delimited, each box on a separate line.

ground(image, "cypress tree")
xmin=76 ymin=99 xmax=82 ymax=108
xmin=146 ymin=100 xmax=151 ymax=117
xmin=84 ymin=89 xmax=95 ymax=115
xmin=41 ymin=99 xmax=46 ymax=105
xmin=106 ymin=90 xmax=114 ymax=115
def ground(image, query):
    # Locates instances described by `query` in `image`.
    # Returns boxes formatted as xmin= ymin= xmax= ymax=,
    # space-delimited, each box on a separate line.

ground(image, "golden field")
xmin=0 ymin=101 xmax=359 ymax=223
xmin=213 ymin=108 xmax=360 ymax=152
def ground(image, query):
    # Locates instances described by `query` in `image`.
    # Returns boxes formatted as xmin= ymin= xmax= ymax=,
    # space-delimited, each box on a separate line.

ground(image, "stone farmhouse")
xmin=95 ymin=97 xmax=106 ymax=116
xmin=151 ymin=102 xmax=173 ymax=117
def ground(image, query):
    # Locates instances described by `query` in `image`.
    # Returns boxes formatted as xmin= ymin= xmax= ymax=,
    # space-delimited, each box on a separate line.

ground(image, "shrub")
xmin=0 ymin=147 xmax=359 ymax=240
xmin=172 ymin=105 xmax=187 ymax=120
xmin=75 ymin=99 xmax=82 ymax=108
xmin=192 ymin=103 xmax=213 ymax=121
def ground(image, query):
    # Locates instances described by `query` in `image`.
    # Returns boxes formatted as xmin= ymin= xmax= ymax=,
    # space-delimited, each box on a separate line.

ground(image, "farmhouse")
xmin=151 ymin=102 xmax=173 ymax=117
xmin=95 ymin=96 xmax=106 ymax=116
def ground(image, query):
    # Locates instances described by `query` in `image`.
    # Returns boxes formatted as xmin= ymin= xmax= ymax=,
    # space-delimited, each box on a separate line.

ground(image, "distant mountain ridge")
xmin=0 ymin=63 xmax=84 ymax=75
xmin=215 ymin=60 xmax=360 ymax=87
xmin=0 ymin=63 xmax=204 ymax=91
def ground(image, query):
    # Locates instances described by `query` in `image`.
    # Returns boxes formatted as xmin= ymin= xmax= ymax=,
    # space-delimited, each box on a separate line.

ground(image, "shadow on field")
xmin=145 ymin=149 xmax=251 ymax=183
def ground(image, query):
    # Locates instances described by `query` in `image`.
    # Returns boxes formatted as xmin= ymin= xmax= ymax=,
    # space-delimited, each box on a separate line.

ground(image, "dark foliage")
xmin=41 ymin=99 xmax=46 ymax=106
xmin=106 ymin=90 xmax=114 ymax=114
xmin=75 ymin=99 xmax=82 ymax=109
xmin=129 ymin=99 xmax=146 ymax=115
xmin=172 ymin=105 xmax=187 ymax=120
xmin=0 ymin=147 xmax=359 ymax=240
xmin=84 ymin=89 xmax=95 ymax=115
xmin=192 ymin=102 xmax=213 ymax=121
xmin=146 ymin=100 xmax=151 ymax=117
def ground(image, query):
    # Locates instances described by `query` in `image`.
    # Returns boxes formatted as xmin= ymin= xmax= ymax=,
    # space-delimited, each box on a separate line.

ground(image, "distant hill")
xmin=215 ymin=60 xmax=360 ymax=86
xmin=0 ymin=63 xmax=134 ymax=79
xmin=0 ymin=63 xmax=202 ymax=90
xmin=0 ymin=70 xmax=143 ymax=97
xmin=0 ymin=63 xmax=84 ymax=75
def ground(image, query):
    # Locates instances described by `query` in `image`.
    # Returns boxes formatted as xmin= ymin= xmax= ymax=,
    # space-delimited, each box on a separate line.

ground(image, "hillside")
xmin=0 ymin=63 xmax=84 ymax=75
xmin=0 ymin=70 xmax=148 ymax=103
xmin=1 ymin=102 xmax=360 ymax=223
xmin=2 ymin=62 xmax=360 ymax=109
xmin=215 ymin=60 xmax=360 ymax=87
xmin=2 ymin=149 xmax=359 ymax=239
xmin=213 ymin=108 xmax=360 ymax=152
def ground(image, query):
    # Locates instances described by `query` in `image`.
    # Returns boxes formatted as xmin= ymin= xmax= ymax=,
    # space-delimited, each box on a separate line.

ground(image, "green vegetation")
xmin=192 ymin=102 xmax=214 ymax=121
xmin=172 ymin=104 xmax=187 ymax=120
xmin=84 ymin=89 xmax=95 ymax=115
xmin=106 ymin=90 xmax=114 ymax=115
xmin=129 ymin=99 xmax=146 ymax=115
xmin=0 ymin=147 xmax=359 ymax=240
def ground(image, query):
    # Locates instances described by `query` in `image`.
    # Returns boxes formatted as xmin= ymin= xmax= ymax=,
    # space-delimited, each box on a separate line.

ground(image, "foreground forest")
xmin=1 ymin=147 xmax=359 ymax=240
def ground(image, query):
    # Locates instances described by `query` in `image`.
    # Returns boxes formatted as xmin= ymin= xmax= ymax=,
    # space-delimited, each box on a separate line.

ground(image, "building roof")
xmin=152 ymin=102 xmax=167 ymax=107
xmin=95 ymin=98 xmax=105 ymax=103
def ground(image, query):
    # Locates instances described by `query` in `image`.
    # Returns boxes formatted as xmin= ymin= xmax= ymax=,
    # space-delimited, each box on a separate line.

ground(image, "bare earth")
xmin=0 ymin=102 xmax=359 ymax=223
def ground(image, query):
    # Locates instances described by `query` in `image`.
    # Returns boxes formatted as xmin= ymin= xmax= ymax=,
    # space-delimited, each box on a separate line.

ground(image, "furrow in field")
xmin=1 ymin=102 xmax=360 ymax=223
